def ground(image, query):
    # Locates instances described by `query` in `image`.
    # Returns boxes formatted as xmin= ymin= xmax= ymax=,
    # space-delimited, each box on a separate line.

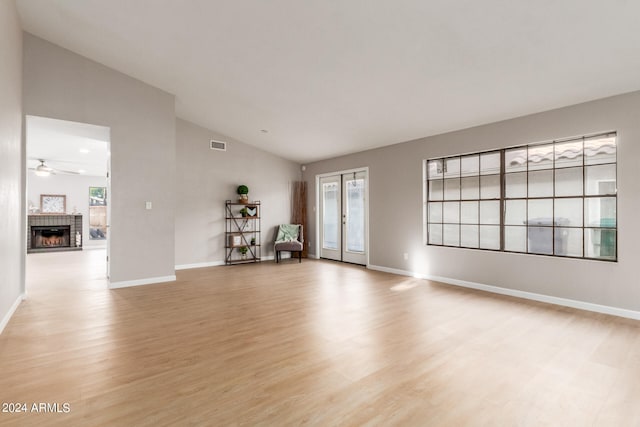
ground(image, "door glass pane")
xmin=555 ymin=140 xmax=583 ymax=168
xmin=555 ymin=167 xmax=583 ymax=197
xmin=322 ymin=182 xmax=339 ymax=250
xmin=555 ymin=228 xmax=582 ymax=257
xmin=505 ymin=200 xmax=526 ymax=225
xmin=89 ymin=186 xmax=107 ymax=240
xmin=505 ymin=226 xmax=526 ymax=252
xmin=460 ymin=225 xmax=479 ymax=248
xmin=480 ymin=225 xmax=500 ymax=249
xmin=505 ymin=172 xmax=527 ymax=198
xmin=345 ymin=178 xmax=365 ymax=252
xmin=584 ymin=135 xmax=616 ymax=165
xmin=528 ymin=170 xmax=553 ymax=197
xmin=461 ymin=176 xmax=479 ymax=199
xmin=505 ymin=148 xmax=527 ymax=172
xmin=585 ymin=164 xmax=616 ymax=195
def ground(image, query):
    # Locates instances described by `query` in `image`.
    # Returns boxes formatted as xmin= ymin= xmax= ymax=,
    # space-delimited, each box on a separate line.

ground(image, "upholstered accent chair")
xmin=274 ymin=224 xmax=303 ymax=263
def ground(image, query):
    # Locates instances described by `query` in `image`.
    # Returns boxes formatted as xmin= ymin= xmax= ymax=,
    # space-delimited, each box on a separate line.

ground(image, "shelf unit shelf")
xmin=225 ymin=200 xmax=261 ymax=265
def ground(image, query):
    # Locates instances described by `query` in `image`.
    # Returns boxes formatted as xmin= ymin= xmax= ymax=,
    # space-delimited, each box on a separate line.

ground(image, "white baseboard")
xmin=109 ymin=275 xmax=176 ymax=289
xmin=308 ymin=253 xmax=319 ymax=259
xmin=175 ymin=261 xmax=224 ymax=270
xmin=0 ymin=293 xmax=25 ymax=335
xmin=368 ymin=264 xmax=640 ymax=321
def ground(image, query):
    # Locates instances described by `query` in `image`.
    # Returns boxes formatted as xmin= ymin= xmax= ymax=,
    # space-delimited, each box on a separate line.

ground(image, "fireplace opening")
xmin=31 ymin=226 xmax=71 ymax=249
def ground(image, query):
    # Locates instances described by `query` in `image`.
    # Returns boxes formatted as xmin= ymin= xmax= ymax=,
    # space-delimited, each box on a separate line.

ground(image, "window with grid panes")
xmin=425 ymin=132 xmax=617 ymax=261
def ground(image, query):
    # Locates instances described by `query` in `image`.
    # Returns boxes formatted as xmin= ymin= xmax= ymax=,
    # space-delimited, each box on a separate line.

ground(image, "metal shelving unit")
xmin=225 ymin=200 xmax=261 ymax=265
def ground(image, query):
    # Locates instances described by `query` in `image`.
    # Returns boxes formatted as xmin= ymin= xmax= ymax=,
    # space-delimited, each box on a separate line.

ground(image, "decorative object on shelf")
xmin=237 ymin=185 xmax=249 ymax=203
xmin=40 ymin=194 xmax=66 ymax=214
xmin=225 ymin=200 xmax=261 ymax=264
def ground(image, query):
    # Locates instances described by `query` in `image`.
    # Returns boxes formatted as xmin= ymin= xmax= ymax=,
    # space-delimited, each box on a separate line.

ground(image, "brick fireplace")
xmin=27 ymin=215 xmax=83 ymax=253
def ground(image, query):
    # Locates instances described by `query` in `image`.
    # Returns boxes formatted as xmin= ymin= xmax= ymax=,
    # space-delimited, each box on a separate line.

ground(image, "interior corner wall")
xmin=0 ymin=0 xmax=24 ymax=331
xmin=23 ymin=33 xmax=176 ymax=283
xmin=303 ymin=91 xmax=640 ymax=312
xmin=175 ymin=118 xmax=301 ymax=266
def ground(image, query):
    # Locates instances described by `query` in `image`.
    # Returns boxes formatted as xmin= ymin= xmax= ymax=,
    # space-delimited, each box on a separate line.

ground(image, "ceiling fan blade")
xmin=52 ymin=168 xmax=80 ymax=175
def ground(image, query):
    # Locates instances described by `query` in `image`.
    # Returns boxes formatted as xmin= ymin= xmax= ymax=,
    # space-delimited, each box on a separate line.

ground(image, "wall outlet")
xmin=145 ymin=201 xmax=152 ymax=210
xmin=403 ymin=252 xmax=409 ymax=260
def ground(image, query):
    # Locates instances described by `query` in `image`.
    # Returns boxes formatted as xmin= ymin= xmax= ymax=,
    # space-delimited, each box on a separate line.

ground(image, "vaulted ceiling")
xmin=16 ymin=0 xmax=640 ymax=163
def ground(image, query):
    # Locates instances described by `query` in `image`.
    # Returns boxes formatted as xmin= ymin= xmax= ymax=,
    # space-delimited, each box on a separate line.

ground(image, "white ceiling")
xmin=26 ymin=116 xmax=109 ymax=177
xmin=16 ymin=0 xmax=640 ymax=164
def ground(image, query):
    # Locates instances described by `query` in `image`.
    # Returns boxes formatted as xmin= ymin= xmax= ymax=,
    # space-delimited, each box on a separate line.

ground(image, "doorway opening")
xmin=317 ymin=168 xmax=369 ymax=265
xmin=25 ymin=116 xmax=111 ymax=291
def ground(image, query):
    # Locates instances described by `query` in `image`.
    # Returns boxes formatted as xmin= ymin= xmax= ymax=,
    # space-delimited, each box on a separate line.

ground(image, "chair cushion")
xmin=275 ymin=241 xmax=303 ymax=251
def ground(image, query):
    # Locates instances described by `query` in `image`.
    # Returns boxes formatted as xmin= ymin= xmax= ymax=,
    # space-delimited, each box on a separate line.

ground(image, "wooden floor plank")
xmin=1 ymin=250 xmax=640 ymax=426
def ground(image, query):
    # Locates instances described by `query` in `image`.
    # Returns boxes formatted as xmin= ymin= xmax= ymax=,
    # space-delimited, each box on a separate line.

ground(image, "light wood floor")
xmin=1 ymin=251 xmax=640 ymax=426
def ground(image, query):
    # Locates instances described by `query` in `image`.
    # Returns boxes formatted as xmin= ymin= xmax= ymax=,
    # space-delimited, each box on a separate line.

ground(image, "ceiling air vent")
xmin=210 ymin=140 xmax=227 ymax=151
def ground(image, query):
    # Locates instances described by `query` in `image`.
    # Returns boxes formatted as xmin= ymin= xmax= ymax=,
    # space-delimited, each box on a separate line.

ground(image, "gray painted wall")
xmin=0 ymin=1 xmax=24 ymax=328
xmin=23 ymin=33 xmax=176 ymax=283
xmin=303 ymin=91 xmax=640 ymax=312
xmin=175 ymin=119 xmax=301 ymax=266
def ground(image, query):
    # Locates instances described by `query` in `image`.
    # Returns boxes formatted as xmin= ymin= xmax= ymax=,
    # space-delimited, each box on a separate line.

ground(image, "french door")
xmin=319 ymin=170 xmax=367 ymax=265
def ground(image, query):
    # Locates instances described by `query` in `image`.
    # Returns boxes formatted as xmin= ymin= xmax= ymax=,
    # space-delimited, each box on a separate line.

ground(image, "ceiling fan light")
xmin=35 ymin=169 xmax=50 ymax=177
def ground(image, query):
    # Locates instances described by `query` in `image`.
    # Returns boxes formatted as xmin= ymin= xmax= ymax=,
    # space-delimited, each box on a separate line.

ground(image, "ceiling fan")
xmin=29 ymin=159 xmax=80 ymax=176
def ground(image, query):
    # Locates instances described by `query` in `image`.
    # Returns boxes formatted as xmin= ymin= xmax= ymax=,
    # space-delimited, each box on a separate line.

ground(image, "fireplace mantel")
xmin=27 ymin=214 xmax=83 ymax=253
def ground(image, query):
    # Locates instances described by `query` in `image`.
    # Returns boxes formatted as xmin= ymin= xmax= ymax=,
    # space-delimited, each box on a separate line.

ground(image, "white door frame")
xmin=315 ymin=167 xmax=370 ymax=267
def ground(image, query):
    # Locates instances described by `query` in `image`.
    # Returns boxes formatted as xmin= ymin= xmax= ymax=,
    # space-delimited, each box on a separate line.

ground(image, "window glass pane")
xmin=585 ymin=164 xmax=616 ymax=195
xmin=528 ymin=199 xmax=553 ymax=223
xmin=461 ymin=155 xmax=479 ymax=177
xmin=427 ymin=159 xmax=444 ymax=179
xmin=585 ymin=197 xmax=616 ymax=228
xmin=555 ymin=228 xmax=582 ymax=257
xmin=505 ymin=200 xmax=526 ymax=225
xmin=428 ymin=202 xmax=443 ymax=223
xmin=480 ymin=175 xmax=500 ymax=199
xmin=460 ymin=201 xmax=478 ymax=224
xmin=555 ymin=140 xmax=583 ymax=168
xmin=428 ymin=224 xmax=443 ymax=245
xmin=505 ymin=172 xmax=527 ymax=198
xmin=443 ymin=202 xmax=460 ymax=223
xmin=585 ymin=135 xmax=616 ymax=165
xmin=346 ymin=178 xmax=365 ymax=252
xmin=461 ymin=176 xmax=479 ymax=199
xmin=480 ymin=152 xmax=500 ymax=175
xmin=480 ymin=225 xmax=500 ymax=249
xmin=461 ymin=225 xmax=479 ymax=248
xmin=528 ymin=144 xmax=554 ymax=170
xmin=444 ymin=157 xmax=460 ymax=178
xmin=480 ymin=200 xmax=500 ymax=225
xmin=505 ymin=148 xmax=527 ymax=173
xmin=322 ymin=182 xmax=339 ymax=250
xmin=585 ymin=228 xmax=616 ymax=260
xmin=505 ymin=226 xmax=527 ymax=252
xmin=528 ymin=170 xmax=553 ymax=198
xmin=444 ymin=178 xmax=461 ymax=200
xmin=555 ymin=167 xmax=583 ymax=197
xmin=554 ymin=198 xmax=582 ymax=227
xmin=443 ymin=224 xmax=460 ymax=246
xmin=429 ymin=180 xmax=443 ymax=201
xmin=528 ymin=226 xmax=553 ymax=254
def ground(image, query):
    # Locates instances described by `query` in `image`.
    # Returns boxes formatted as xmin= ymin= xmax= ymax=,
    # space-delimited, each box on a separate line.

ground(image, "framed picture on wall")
xmin=40 ymin=194 xmax=66 ymax=214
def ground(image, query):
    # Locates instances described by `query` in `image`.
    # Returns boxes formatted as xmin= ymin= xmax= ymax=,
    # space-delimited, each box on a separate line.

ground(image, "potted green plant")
xmin=237 ymin=185 xmax=249 ymax=203
xmin=238 ymin=246 xmax=249 ymax=259
xmin=250 ymin=237 xmax=256 ymax=246
xmin=240 ymin=207 xmax=248 ymax=217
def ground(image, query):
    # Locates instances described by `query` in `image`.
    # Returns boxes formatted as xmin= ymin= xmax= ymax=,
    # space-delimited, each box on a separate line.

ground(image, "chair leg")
xmin=298 ymin=251 xmax=302 ymax=263
xmin=276 ymin=250 xmax=279 ymax=263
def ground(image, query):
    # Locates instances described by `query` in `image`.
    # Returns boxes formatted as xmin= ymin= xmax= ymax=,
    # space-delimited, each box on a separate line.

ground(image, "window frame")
xmin=424 ymin=132 xmax=618 ymax=262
